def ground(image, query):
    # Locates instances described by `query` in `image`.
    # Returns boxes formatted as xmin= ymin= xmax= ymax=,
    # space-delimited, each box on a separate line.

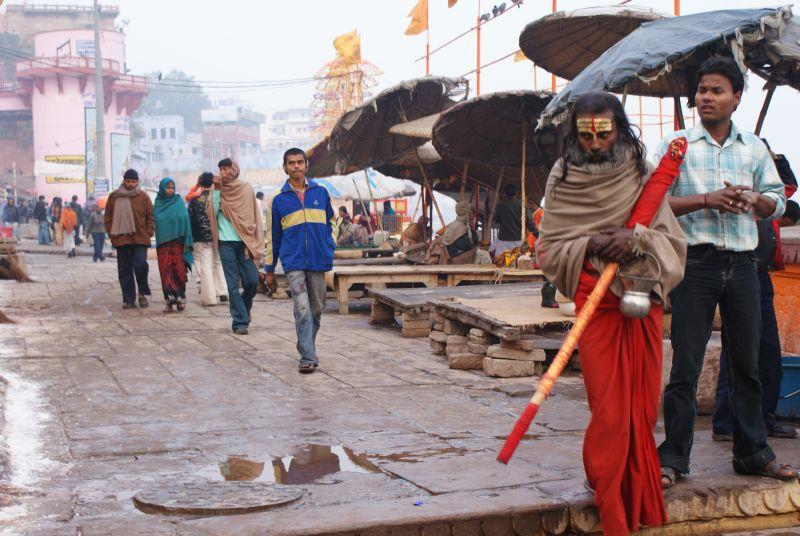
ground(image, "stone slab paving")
xmin=0 ymin=253 xmax=798 ymax=535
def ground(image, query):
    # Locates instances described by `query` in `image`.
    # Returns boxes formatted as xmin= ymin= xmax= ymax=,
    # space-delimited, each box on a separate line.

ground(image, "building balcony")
xmin=16 ymin=56 xmax=121 ymax=77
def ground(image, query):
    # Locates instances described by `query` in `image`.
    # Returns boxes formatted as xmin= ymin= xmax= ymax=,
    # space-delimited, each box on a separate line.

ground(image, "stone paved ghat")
xmin=0 ymin=252 xmax=798 ymax=535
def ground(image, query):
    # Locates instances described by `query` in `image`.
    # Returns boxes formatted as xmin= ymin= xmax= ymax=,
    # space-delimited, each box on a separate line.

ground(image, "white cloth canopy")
xmin=313 ymin=168 xmax=417 ymax=201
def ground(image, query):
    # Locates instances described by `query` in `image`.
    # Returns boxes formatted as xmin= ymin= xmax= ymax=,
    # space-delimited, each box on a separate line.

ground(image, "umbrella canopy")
xmin=432 ymin=90 xmax=554 ymax=168
xmin=314 ymin=168 xmax=417 ymax=201
xmin=328 ymin=76 xmax=469 ymax=173
xmin=747 ymin=17 xmax=800 ymax=91
xmin=539 ymin=7 xmax=791 ymax=126
xmin=519 ymin=6 xmax=666 ymax=81
xmin=306 ymin=136 xmax=338 ymax=179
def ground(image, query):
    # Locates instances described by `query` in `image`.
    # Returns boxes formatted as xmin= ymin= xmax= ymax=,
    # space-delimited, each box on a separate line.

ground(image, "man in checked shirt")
xmin=656 ymin=56 xmax=796 ymax=488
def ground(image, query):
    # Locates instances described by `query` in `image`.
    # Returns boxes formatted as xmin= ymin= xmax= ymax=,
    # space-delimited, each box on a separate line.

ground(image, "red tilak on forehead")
xmin=590 ymin=116 xmax=598 ymax=133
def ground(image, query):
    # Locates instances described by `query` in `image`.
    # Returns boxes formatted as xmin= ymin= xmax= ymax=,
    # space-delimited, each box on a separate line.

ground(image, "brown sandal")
xmin=752 ymin=461 xmax=798 ymax=481
xmin=660 ymin=466 xmax=681 ymax=489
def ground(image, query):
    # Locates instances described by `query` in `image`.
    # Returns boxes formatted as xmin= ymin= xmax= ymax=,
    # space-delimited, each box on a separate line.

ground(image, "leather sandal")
xmin=750 ymin=461 xmax=798 ymax=481
xmin=660 ymin=466 xmax=681 ymax=489
xmin=298 ymin=363 xmax=315 ymax=374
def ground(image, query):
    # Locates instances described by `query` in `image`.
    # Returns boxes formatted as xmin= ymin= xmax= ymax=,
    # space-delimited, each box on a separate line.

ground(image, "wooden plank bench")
xmin=331 ymin=265 xmax=545 ymax=315
xmin=368 ymin=283 xmax=545 ymax=337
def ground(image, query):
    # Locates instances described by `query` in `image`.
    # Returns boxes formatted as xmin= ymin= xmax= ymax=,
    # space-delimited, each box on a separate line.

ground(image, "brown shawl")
xmin=536 ymin=158 xmax=686 ymax=301
xmin=209 ymin=169 xmax=265 ymax=264
xmin=109 ymin=185 xmax=142 ymax=236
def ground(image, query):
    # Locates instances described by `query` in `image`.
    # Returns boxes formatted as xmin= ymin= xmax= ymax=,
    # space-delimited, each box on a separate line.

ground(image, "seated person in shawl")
xmin=425 ymin=201 xmax=478 ymax=264
xmin=536 ymin=92 xmax=688 ymax=536
xmin=336 ymin=207 xmax=356 ymax=246
xmin=352 ymin=215 xmax=373 ymax=246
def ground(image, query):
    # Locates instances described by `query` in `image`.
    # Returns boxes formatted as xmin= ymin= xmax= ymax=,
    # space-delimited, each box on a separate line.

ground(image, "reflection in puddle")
xmin=215 ymin=444 xmax=380 ymax=484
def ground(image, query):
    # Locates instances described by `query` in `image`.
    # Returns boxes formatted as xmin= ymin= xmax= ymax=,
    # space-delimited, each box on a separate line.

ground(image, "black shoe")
xmin=219 ymin=295 xmax=229 ymax=303
xmin=234 ymin=328 xmax=249 ymax=335
xmin=712 ymin=433 xmax=733 ymax=442
xmin=122 ymin=302 xmax=137 ymax=309
xmin=767 ymin=421 xmax=798 ymax=439
xmin=138 ymin=295 xmax=149 ymax=308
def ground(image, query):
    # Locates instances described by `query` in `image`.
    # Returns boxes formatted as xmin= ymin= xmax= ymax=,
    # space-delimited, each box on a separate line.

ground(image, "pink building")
xmin=0 ymin=28 xmax=147 ymax=202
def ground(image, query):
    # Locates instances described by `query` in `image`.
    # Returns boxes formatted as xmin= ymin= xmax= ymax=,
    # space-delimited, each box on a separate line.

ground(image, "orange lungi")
xmin=574 ymin=269 xmax=667 ymax=535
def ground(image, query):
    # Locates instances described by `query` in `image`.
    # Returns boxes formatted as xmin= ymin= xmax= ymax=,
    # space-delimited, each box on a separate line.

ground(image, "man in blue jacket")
xmin=265 ymin=148 xmax=336 ymax=374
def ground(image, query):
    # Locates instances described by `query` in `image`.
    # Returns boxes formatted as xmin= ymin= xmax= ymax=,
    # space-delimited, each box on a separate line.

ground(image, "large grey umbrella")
xmin=519 ymin=6 xmax=666 ymax=82
xmin=539 ymin=7 xmax=791 ymax=128
xmin=432 ymin=90 xmax=554 ymax=242
xmin=328 ymin=76 xmax=468 ymax=173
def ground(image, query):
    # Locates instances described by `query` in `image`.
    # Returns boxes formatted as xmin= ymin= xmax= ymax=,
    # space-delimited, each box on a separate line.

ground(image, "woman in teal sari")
xmin=154 ymin=178 xmax=194 ymax=312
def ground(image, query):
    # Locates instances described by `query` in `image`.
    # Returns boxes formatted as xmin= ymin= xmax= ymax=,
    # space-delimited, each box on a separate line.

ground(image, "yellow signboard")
xmin=45 ymin=155 xmax=85 ymax=184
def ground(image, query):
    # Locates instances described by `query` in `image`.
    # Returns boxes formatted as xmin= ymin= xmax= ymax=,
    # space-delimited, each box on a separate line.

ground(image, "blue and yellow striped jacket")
xmin=265 ymin=179 xmax=335 ymax=273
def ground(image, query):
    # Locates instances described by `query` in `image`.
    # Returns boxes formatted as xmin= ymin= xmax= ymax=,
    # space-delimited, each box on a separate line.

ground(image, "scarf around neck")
xmin=154 ymin=177 xmax=194 ymax=268
xmin=536 ymin=155 xmax=686 ymax=301
xmin=109 ymin=184 xmax=142 ymax=237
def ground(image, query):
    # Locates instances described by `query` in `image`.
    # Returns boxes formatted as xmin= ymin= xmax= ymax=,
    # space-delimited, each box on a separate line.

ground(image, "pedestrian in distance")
xmin=187 ymin=172 xmax=228 ymax=306
xmin=105 ymin=169 xmax=154 ymax=309
xmin=32 ymin=195 xmax=51 ymax=245
xmin=154 ymin=178 xmax=193 ymax=313
xmin=85 ymin=199 xmax=107 ymax=262
xmin=60 ymin=202 xmax=78 ymax=257
xmin=50 ymin=197 xmax=63 ymax=247
xmin=212 ymin=158 xmax=264 ymax=335
xmin=265 ymin=148 xmax=336 ymax=374
xmin=657 ymin=56 xmax=796 ymax=487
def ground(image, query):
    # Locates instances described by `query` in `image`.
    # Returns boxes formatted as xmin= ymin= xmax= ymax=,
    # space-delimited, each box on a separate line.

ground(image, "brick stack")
xmin=401 ymin=310 xmax=431 ymax=338
xmin=483 ymin=335 xmax=545 ymax=377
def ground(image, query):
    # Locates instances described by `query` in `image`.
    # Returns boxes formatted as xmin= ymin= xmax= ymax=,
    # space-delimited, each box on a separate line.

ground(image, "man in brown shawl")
xmin=104 ymin=168 xmax=154 ymax=309
xmin=212 ymin=158 xmax=264 ymax=335
xmin=536 ymin=92 xmax=687 ymax=536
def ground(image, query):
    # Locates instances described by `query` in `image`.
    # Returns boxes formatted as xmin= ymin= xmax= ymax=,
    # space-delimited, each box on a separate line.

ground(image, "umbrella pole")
xmin=459 ymin=163 xmax=469 ymax=202
xmin=487 ymin=168 xmax=504 ymax=246
xmin=351 ymin=177 xmax=373 ymax=232
xmin=673 ymin=96 xmax=685 ymax=130
xmin=413 ymin=148 xmax=445 ymax=227
xmin=754 ymin=83 xmax=776 ymax=136
xmin=363 ymin=170 xmax=386 ymax=235
xmin=520 ymin=122 xmax=528 ymax=245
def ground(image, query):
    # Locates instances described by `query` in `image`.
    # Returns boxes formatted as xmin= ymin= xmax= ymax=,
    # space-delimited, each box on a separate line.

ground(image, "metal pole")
xmin=520 ymin=121 xmax=527 ymax=244
xmin=486 ymin=168 xmax=504 ymax=246
xmin=754 ymin=83 xmax=776 ymax=136
xmin=476 ymin=0 xmax=481 ymax=96
xmin=92 ymin=0 xmax=106 ymax=198
xmin=12 ymin=161 xmax=17 ymax=205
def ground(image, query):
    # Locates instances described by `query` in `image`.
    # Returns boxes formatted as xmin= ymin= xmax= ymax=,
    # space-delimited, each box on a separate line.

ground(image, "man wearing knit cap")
xmin=105 ymin=169 xmax=154 ymax=309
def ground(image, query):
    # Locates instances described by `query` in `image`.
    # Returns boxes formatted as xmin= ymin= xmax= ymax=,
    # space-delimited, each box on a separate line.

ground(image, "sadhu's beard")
xmin=565 ymin=137 xmax=636 ymax=174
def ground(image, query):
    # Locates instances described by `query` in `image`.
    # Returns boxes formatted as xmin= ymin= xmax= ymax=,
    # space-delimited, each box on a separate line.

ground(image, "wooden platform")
xmin=430 ymin=292 xmax=573 ymax=343
xmin=331 ymin=265 xmax=545 ymax=314
xmin=368 ymin=283 xmax=544 ymax=337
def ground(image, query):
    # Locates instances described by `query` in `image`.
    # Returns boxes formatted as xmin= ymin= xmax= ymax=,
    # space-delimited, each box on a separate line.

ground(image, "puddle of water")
xmin=208 ymin=444 xmax=380 ymax=485
xmin=0 ymin=371 xmax=62 ymax=488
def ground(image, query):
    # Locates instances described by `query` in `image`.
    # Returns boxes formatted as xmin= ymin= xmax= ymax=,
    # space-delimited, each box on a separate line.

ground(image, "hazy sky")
xmin=6 ymin=0 xmax=800 ymax=165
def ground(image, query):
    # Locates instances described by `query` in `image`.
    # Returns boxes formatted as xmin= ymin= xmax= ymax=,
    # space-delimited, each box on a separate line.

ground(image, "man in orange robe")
xmin=536 ymin=92 xmax=687 ymax=535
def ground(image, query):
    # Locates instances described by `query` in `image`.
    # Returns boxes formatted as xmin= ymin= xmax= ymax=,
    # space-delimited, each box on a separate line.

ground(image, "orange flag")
xmin=334 ymin=30 xmax=361 ymax=65
xmin=448 ymin=0 xmax=458 ymax=6
xmin=405 ymin=0 xmax=429 ymax=35
xmin=514 ymin=50 xmax=528 ymax=62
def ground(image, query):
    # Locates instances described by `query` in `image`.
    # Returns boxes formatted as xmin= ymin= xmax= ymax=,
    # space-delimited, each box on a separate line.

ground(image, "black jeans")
xmin=659 ymin=245 xmax=774 ymax=474
xmin=91 ymin=232 xmax=106 ymax=261
xmin=712 ymin=270 xmax=783 ymax=434
xmin=116 ymin=244 xmax=151 ymax=305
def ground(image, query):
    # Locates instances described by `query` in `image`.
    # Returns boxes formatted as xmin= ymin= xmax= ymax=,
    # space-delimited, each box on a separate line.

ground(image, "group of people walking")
xmin=103 ymin=150 xmax=335 ymax=375
xmin=537 ymin=56 xmax=799 ymax=535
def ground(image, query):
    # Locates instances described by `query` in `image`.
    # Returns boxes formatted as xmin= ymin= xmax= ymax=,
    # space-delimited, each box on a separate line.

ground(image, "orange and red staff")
xmin=497 ymin=137 xmax=687 ymax=465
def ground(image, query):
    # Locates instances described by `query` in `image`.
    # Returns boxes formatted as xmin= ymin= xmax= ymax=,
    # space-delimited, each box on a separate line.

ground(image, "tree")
xmin=0 ymin=32 xmax=33 ymax=82
xmin=134 ymin=70 xmax=209 ymax=133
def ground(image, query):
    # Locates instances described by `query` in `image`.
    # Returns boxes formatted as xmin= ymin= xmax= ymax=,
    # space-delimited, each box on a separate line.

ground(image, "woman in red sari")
xmin=154 ymin=178 xmax=194 ymax=312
